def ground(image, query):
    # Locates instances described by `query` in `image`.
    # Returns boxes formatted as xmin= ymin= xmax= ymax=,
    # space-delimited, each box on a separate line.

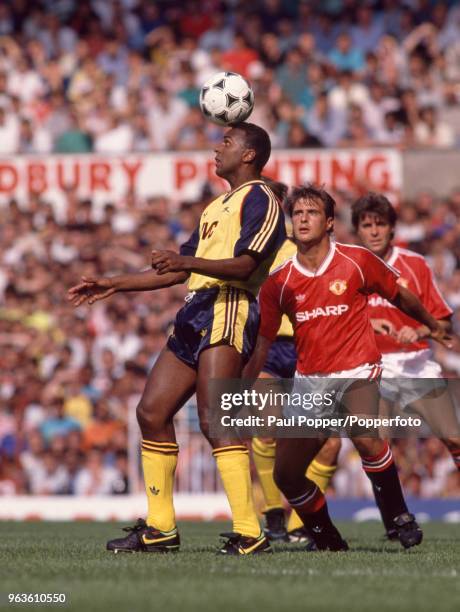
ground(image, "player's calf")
xmin=276 ymin=478 xmax=348 ymax=552
xmin=285 ymin=488 xmax=348 ymax=552
xmin=357 ymin=439 xmax=423 ymax=548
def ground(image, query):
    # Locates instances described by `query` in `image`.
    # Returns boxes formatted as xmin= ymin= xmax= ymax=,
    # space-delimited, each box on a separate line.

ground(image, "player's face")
xmin=291 ymin=197 xmax=333 ymax=244
xmin=357 ymin=213 xmax=393 ymax=257
xmin=214 ymin=128 xmax=250 ymax=178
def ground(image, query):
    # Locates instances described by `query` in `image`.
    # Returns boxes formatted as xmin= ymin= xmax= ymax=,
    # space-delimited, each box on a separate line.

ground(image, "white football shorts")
xmin=380 ymin=349 xmax=446 ymax=408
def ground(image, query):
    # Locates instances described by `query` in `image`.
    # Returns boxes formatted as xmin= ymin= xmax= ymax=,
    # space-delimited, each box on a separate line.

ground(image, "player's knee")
xmin=136 ymin=399 xmax=165 ymax=435
xmin=317 ymin=437 xmax=342 ymax=465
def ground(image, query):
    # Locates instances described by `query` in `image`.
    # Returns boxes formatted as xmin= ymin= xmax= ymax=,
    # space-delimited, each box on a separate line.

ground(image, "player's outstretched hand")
xmin=371 ymin=318 xmax=396 ymax=336
xmin=429 ymin=325 xmax=453 ymax=349
xmin=151 ymin=249 xmax=187 ymax=274
xmin=67 ymin=276 xmax=116 ymax=306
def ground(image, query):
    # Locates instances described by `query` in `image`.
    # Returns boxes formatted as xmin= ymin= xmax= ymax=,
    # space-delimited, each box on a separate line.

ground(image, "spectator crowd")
xmin=0 ymin=0 xmax=458 ymax=153
xmin=0 ymin=0 xmax=459 ymax=500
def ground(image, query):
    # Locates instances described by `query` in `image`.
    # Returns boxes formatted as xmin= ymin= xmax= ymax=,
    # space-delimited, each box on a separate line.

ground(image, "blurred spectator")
xmin=328 ymin=71 xmax=369 ymax=113
xmin=362 ymin=81 xmax=399 ymax=137
xmin=82 ymin=398 xmax=124 ymax=451
xmin=374 ymin=111 xmax=406 ymax=145
xmin=199 ymin=13 xmax=234 ymax=52
xmin=18 ymin=117 xmax=52 ymax=153
xmin=147 ymin=87 xmax=188 ymax=151
xmin=27 ymin=450 xmax=69 ymax=495
xmin=286 ymin=120 xmax=321 ymax=148
xmin=93 ymin=112 xmax=133 ymax=153
xmin=0 ymin=107 xmax=19 ymax=153
xmin=306 ymin=92 xmax=345 ymax=147
xmin=39 ymin=398 xmax=81 ymax=444
xmin=339 ymin=104 xmax=374 ymax=147
xmin=394 ymin=204 xmax=427 ymax=243
xmin=7 ymin=55 xmax=45 ymax=103
xmin=414 ymin=105 xmax=455 ymax=148
xmin=97 ymin=35 xmax=128 ymax=85
xmin=328 ymin=33 xmax=365 ymax=74
xmin=275 ymin=47 xmax=306 ymax=106
xmin=221 ymin=33 xmax=259 ymax=78
xmin=54 ymin=110 xmax=92 ymax=153
xmin=351 ymin=5 xmax=384 ymax=54
xmin=73 ymin=448 xmax=122 ymax=495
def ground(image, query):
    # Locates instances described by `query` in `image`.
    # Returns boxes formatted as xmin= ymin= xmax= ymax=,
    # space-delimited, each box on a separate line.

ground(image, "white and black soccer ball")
xmin=199 ymin=71 xmax=254 ymax=126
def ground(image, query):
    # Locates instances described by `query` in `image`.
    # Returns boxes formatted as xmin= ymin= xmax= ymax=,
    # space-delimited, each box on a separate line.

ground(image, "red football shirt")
xmin=368 ymin=246 xmax=452 ymax=353
xmin=259 ymin=241 xmax=400 ymax=375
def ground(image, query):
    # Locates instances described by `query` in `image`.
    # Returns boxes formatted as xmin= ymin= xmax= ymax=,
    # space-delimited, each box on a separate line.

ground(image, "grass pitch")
xmin=0 ymin=521 xmax=458 ymax=612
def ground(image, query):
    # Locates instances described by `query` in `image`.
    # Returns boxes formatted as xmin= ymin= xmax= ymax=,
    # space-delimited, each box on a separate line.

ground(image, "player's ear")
xmin=326 ymin=217 xmax=334 ymax=233
xmin=242 ymin=148 xmax=256 ymax=164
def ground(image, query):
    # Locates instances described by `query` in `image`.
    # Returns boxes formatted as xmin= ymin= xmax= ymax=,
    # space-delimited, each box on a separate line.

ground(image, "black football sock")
xmin=361 ymin=443 xmax=408 ymax=527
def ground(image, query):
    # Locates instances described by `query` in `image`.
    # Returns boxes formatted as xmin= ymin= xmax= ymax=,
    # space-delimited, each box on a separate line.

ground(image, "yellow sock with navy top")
xmin=213 ymin=445 xmax=261 ymax=538
xmin=252 ymin=437 xmax=283 ymax=511
xmin=141 ymin=440 xmax=179 ymax=533
xmin=287 ymin=459 xmax=338 ymax=532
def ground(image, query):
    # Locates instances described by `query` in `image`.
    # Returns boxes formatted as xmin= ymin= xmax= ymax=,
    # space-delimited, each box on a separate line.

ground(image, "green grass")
xmin=0 ymin=522 xmax=458 ymax=612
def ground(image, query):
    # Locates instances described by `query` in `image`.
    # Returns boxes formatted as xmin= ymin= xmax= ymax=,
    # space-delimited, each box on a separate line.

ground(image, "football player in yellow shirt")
xmin=68 ymin=123 xmax=286 ymax=555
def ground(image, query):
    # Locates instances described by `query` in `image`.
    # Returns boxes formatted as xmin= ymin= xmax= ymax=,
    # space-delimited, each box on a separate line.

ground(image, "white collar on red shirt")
xmin=292 ymin=238 xmax=336 ymax=277
xmin=385 ymin=247 xmax=401 ymax=266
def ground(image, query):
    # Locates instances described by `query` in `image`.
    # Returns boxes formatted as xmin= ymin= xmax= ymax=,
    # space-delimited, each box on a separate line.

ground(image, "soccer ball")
xmin=199 ymin=72 xmax=254 ymax=126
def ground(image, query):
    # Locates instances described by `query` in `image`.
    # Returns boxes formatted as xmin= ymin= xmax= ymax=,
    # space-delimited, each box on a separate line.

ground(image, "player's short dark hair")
xmin=233 ymin=122 xmax=271 ymax=171
xmin=351 ymin=192 xmax=397 ymax=230
xmin=285 ymin=183 xmax=336 ymax=222
xmin=261 ymin=176 xmax=288 ymax=203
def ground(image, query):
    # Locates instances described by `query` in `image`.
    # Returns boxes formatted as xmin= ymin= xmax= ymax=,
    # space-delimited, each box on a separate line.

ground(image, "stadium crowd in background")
xmin=0 ymin=0 xmax=460 ymax=499
xmin=0 ymin=0 xmax=458 ymax=152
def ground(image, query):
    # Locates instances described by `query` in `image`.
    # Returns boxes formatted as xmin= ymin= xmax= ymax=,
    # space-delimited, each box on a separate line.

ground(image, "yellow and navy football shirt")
xmin=180 ymin=180 xmax=286 ymax=296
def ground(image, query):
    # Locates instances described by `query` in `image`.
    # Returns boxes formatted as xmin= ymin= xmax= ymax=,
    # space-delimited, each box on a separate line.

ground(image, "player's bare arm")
xmin=151 ymin=249 xmax=258 ymax=281
xmin=400 ymin=317 xmax=452 ymax=344
xmin=68 ymin=269 xmax=188 ymax=307
xmin=389 ymin=286 xmax=453 ymax=347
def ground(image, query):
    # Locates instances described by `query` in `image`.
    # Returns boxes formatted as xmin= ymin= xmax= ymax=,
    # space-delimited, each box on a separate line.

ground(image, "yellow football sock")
xmin=252 ymin=438 xmax=283 ymax=512
xmin=307 ymin=459 xmax=337 ymax=494
xmin=141 ymin=440 xmax=178 ymax=532
xmin=287 ymin=459 xmax=337 ymax=532
xmin=287 ymin=508 xmax=304 ymax=532
xmin=213 ymin=445 xmax=261 ymax=538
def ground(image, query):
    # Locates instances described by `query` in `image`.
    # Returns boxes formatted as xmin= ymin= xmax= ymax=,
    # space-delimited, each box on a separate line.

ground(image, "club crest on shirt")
xmin=329 ymin=279 xmax=347 ymax=296
xmin=397 ymin=277 xmax=409 ymax=288
xmin=295 ymin=294 xmax=306 ymax=302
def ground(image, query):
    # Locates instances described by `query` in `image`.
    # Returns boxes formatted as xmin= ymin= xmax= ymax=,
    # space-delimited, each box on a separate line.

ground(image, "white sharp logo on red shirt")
xmin=368 ymin=296 xmax=396 ymax=309
xmin=295 ymin=304 xmax=349 ymax=322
